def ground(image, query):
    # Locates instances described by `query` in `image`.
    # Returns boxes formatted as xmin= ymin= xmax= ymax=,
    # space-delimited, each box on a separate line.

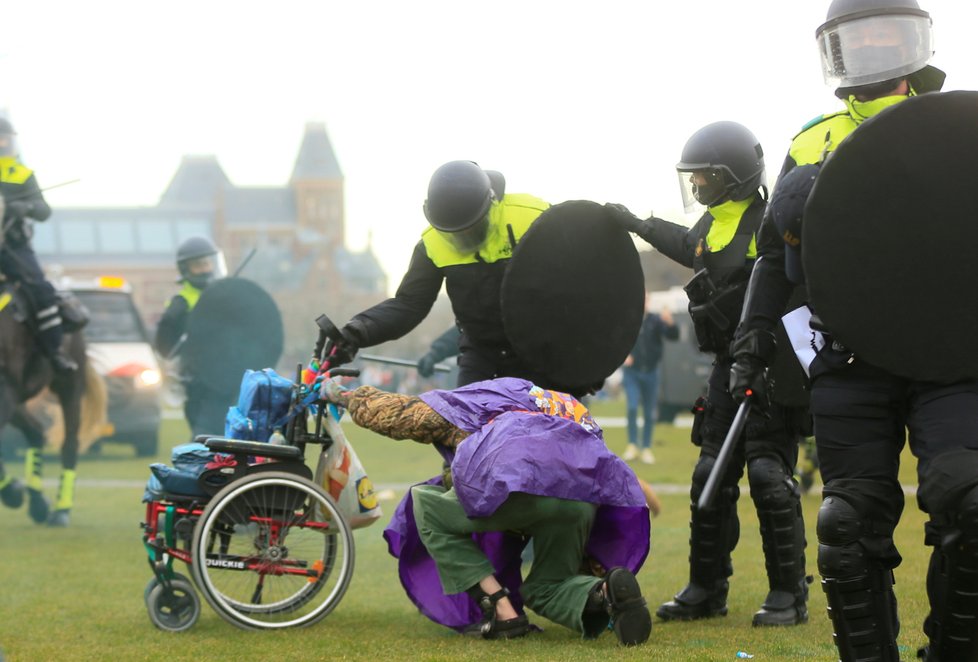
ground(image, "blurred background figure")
xmin=153 ymin=236 xmax=227 ymax=436
xmin=621 ymin=301 xmax=678 ymax=464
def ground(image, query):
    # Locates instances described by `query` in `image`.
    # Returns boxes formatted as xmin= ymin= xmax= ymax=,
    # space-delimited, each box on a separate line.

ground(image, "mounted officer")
xmin=0 ymin=118 xmax=77 ymax=373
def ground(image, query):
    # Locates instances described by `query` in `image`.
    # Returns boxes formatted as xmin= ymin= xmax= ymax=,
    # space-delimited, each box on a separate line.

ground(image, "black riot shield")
xmin=182 ymin=277 xmax=284 ymax=394
xmin=500 ymin=200 xmax=645 ymax=391
xmin=803 ymin=90 xmax=978 ymax=382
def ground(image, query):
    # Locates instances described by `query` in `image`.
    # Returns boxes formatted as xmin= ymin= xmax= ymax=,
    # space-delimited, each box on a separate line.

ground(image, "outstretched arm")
xmin=329 ymin=385 xmax=469 ymax=449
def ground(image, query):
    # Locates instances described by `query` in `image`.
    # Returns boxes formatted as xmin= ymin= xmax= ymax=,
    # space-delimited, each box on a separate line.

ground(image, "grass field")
xmin=0 ymin=400 xmax=931 ymax=661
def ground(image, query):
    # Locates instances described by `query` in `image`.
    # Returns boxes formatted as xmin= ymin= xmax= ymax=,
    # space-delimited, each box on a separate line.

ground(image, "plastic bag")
xmin=313 ymin=409 xmax=382 ymax=529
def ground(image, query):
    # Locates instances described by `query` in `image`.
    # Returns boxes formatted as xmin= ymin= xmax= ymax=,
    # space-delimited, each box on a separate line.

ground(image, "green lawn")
xmin=0 ymin=404 xmax=931 ymax=661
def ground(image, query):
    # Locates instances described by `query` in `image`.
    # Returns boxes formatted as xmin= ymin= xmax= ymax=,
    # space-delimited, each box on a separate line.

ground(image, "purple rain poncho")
xmin=382 ymin=378 xmax=651 ymax=630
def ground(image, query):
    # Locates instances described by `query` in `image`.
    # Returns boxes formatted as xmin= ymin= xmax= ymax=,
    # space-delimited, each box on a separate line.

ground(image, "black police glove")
xmin=729 ymin=355 xmax=768 ymax=405
xmin=604 ymin=202 xmax=647 ymax=235
xmin=416 ymin=353 xmax=437 ymax=378
xmin=329 ymin=321 xmax=366 ymax=366
xmin=728 ymin=328 xmax=777 ymax=406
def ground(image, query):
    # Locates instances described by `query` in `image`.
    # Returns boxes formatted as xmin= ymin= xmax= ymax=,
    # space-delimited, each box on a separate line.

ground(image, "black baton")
xmin=697 ymin=398 xmax=751 ymax=511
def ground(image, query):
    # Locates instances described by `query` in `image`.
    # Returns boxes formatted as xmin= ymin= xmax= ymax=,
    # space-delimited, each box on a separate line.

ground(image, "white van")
xmin=62 ymin=276 xmax=162 ymax=456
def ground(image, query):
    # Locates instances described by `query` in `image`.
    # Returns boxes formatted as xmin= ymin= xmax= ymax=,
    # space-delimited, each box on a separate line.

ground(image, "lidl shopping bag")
xmin=313 ymin=408 xmax=382 ymax=529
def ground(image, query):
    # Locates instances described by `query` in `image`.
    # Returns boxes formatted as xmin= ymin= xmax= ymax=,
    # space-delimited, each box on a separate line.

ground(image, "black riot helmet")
xmin=817 ymin=0 xmax=939 ymax=97
xmin=0 ymin=117 xmax=18 ymax=157
xmin=422 ymin=160 xmax=495 ymax=253
xmin=675 ymin=121 xmax=765 ymax=212
xmin=176 ymin=236 xmax=227 ymax=290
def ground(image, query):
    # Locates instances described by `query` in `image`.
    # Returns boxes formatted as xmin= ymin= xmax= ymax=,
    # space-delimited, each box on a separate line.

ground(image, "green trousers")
xmin=411 ymin=485 xmax=601 ymax=633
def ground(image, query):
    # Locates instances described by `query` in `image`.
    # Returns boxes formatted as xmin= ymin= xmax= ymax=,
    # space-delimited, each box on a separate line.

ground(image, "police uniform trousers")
xmin=683 ymin=356 xmax=805 ymax=597
xmin=411 ymin=484 xmax=601 ymax=633
xmin=0 ymin=242 xmax=60 ymax=317
xmin=810 ymin=350 xmax=978 ymax=661
xmin=183 ymin=381 xmax=235 ymax=439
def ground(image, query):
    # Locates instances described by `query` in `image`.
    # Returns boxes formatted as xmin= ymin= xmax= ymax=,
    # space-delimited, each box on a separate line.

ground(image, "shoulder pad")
xmin=793 ymin=110 xmax=848 ymax=139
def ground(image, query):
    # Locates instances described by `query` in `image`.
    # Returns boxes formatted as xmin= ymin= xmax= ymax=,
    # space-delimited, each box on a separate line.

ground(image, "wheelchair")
xmin=141 ymin=319 xmax=361 ymax=632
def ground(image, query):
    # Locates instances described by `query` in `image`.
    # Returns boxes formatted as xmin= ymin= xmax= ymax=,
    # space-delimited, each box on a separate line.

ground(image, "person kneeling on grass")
xmin=321 ymin=376 xmax=654 ymax=645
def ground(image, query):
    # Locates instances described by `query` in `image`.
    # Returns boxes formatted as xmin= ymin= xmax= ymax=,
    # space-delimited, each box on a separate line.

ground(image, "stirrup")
xmin=463 ymin=586 xmax=531 ymax=640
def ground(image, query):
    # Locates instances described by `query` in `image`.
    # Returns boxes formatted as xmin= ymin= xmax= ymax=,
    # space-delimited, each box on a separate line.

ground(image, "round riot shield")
xmin=803 ymin=90 xmax=978 ymax=382
xmin=182 ymin=277 xmax=284 ymax=394
xmin=501 ymin=200 xmax=645 ymax=390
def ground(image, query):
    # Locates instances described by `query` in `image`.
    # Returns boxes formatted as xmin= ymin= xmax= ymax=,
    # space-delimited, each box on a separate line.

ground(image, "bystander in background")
xmin=622 ymin=302 xmax=678 ymax=464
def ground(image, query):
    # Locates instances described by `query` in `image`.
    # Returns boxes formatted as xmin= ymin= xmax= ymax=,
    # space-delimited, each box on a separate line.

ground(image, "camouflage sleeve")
xmin=344 ymin=385 xmax=469 ymax=449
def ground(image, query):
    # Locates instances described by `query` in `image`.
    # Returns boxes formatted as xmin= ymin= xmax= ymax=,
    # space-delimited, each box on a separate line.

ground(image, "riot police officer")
xmin=608 ymin=121 xmax=810 ymax=627
xmin=329 ymin=160 xmax=550 ymax=387
xmin=728 ymin=1 xmax=972 ymax=660
xmin=0 ymin=118 xmax=76 ymax=373
xmin=154 ymin=236 xmax=228 ymax=436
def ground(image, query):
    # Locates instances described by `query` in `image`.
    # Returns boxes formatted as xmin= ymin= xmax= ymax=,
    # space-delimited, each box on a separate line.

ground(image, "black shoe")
xmin=752 ymin=590 xmax=808 ymax=626
xmin=462 ymin=613 xmax=531 ymax=639
xmin=49 ymin=353 xmax=78 ymax=374
xmin=656 ymin=582 xmax=728 ymax=621
xmin=463 ymin=586 xmax=532 ymax=640
xmin=604 ymin=567 xmax=652 ymax=646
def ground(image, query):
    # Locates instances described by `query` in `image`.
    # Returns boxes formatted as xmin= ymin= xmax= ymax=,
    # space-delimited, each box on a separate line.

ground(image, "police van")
xmin=647 ymin=286 xmax=713 ymax=422
xmin=62 ymin=275 xmax=163 ymax=456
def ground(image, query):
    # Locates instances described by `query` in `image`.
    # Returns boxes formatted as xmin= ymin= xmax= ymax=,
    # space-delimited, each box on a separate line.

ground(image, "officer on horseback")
xmin=0 ymin=118 xmax=77 ymax=374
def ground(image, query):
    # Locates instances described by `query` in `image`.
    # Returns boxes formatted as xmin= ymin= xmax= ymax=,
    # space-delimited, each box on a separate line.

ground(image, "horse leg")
xmin=11 ymin=406 xmax=51 ymax=524
xmin=47 ymin=369 xmax=83 ymax=527
xmin=0 ymin=389 xmax=25 ymax=509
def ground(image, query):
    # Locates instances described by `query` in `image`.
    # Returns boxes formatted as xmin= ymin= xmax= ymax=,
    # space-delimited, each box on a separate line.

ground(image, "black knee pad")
xmin=747 ymin=455 xmax=798 ymax=505
xmin=690 ymin=455 xmax=716 ymax=500
xmin=817 ymin=495 xmax=869 ymax=579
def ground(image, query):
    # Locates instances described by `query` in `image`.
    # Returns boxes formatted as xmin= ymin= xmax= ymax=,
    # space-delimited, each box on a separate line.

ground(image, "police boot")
xmin=463 ymin=586 xmax=531 ymax=639
xmin=37 ymin=309 xmax=77 ymax=374
xmin=657 ymin=487 xmax=739 ymax=621
xmin=749 ymin=456 xmax=811 ymax=627
xmin=47 ymin=469 xmax=76 ymax=527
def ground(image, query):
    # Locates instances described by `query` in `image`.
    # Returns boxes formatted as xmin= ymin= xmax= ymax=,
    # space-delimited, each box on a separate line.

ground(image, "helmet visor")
xmin=817 ymin=14 xmax=933 ymax=89
xmin=179 ymin=251 xmax=227 ymax=287
xmin=677 ymin=168 xmax=728 ymax=213
xmin=438 ymin=216 xmax=490 ymax=253
xmin=0 ymin=132 xmax=18 ymax=157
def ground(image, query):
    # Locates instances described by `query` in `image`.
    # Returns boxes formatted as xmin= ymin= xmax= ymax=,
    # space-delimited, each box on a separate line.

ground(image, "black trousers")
xmin=1 ymin=242 xmax=58 ymax=311
xmin=810 ymin=355 xmax=978 ymax=509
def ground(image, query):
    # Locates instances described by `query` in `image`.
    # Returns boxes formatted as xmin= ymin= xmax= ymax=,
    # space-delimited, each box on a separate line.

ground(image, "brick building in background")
xmin=36 ymin=122 xmax=395 ymax=367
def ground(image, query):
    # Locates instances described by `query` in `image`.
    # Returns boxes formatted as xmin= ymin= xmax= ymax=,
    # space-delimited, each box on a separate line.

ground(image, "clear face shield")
xmin=437 ymin=215 xmax=491 ymax=253
xmin=817 ymin=13 xmax=933 ymax=90
xmin=0 ymin=132 xmax=18 ymax=157
xmin=677 ymin=167 xmax=730 ymax=213
xmin=179 ymin=251 xmax=227 ymax=288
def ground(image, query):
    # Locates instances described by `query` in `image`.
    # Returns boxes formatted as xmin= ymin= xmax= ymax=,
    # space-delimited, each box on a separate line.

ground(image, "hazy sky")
xmin=4 ymin=1 xmax=976 ymax=291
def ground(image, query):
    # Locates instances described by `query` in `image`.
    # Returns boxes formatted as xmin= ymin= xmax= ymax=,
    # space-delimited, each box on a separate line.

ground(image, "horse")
xmin=0 ymin=286 xmax=102 ymax=527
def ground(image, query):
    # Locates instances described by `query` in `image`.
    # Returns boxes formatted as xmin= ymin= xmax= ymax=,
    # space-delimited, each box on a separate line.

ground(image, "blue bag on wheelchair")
xmin=225 ymin=368 xmax=294 ymax=442
xmin=142 ymin=442 xmax=216 ymax=501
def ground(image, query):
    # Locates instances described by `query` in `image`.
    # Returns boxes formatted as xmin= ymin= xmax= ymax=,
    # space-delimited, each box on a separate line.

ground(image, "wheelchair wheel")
xmin=190 ymin=471 xmax=355 ymax=630
xmin=146 ymin=575 xmax=200 ymax=632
